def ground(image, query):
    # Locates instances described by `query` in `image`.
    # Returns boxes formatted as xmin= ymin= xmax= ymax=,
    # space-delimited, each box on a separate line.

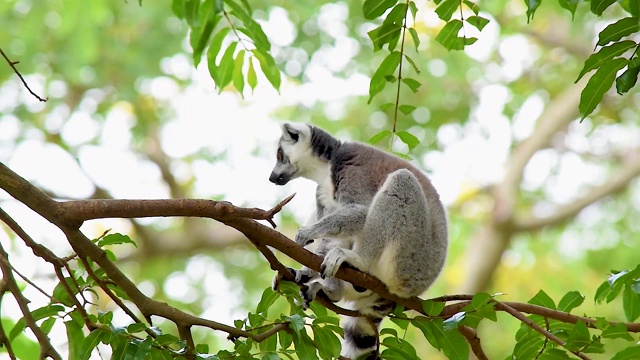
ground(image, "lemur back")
xmin=269 ymin=123 xmax=448 ymax=360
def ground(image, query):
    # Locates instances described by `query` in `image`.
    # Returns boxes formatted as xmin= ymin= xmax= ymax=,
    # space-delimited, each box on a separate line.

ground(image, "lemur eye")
xmin=277 ymin=148 xmax=283 ymax=162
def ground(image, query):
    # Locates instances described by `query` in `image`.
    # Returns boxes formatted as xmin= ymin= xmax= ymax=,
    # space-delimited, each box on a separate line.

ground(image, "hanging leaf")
xmin=368 ymin=51 xmax=402 ymax=103
xmin=623 ymin=284 xmax=640 ymax=322
xmin=435 ymin=0 xmax=458 ymax=22
xmin=558 ymin=0 xmax=579 ymax=18
xmin=579 ymin=58 xmax=627 ymax=119
xmin=597 ymin=18 xmax=640 ymax=46
xmin=368 ymin=23 xmax=403 ymax=52
xmin=402 ymin=78 xmax=422 ymax=93
xmin=396 ymin=130 xmax=420 ymax=149
xmin=369 ymin=130 xmax=392 ymax=144
xmin=253 ymin=49 xmax=281 ymax=91
xmin=466 ymin=16 xmax=490 ymax=31
xmin=247 ymin=58 xmax=258 ymax=92
xmin=97 ymin=233 xmax=137 ymax=248
xmin=575 ymin=40 xmax=636 ymax=82
xmin=524 ymin=0 xmax=542 ymax=22
xmin=362 ymin=0 xmax=398 ymax=20
xmin=435 ymin=20 xmax=465 ymax=50
xmin=616 ymin=57 xmax=640 ymax=94
xmin=591 ymin=0 xmax=616 ymax=16
xmin=232 ymin=50 xmax=246 ymax=96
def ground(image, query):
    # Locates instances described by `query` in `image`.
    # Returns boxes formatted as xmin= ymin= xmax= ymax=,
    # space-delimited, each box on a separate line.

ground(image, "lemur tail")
xmin=341 ymin=297 xmax=394 ymax=360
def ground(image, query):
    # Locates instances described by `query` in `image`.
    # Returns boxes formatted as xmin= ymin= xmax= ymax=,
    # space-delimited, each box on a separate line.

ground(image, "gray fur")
xmin=269 ymin=123 xmax=448 ymax=359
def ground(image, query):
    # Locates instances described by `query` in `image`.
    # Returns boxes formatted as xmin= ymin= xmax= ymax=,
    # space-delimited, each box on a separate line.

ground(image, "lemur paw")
xmin=299 ymin=281 xmax=323 ymax=310
xmin=271 ymin=267 xmax=297 ymax=291
xmin=294 ymin=226 xmax=316 ymax=246
xmin=295 ymin=267 xmax=316 ymax=284
xmin=321 ymin=247 xmax=346 ymax=278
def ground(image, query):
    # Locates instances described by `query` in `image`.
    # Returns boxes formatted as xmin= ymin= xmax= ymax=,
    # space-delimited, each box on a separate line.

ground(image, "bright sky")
xmin=1 ymin=2 xmax=639 ymax=357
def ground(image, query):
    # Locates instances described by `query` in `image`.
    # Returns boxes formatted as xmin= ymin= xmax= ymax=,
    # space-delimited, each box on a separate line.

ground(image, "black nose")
xmin=269 ymin=172 xmax=283 ymax=184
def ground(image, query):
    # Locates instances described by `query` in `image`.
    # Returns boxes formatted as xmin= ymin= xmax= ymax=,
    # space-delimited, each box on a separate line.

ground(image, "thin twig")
xmin=459 ymin=325 xmax=488 ymax=360
xmin=0 ymin=47 xmax=47 ymax=102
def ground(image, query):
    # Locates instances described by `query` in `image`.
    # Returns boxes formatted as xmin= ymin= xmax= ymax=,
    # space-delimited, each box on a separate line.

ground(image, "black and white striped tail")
xmin=341 ymin=297 xmax=394 ymax=360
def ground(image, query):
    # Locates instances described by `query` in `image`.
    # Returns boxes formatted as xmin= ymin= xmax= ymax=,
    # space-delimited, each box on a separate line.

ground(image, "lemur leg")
xmin=295 ymin=204 xmax=368 ymax=246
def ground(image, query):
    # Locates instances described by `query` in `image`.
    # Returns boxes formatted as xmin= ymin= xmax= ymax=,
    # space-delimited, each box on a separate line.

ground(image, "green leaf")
xmin=439 ymin=327 xmax=469 ymax=360
xmin=464 ymin=292 xmax=493 ymax=311
xmin=591 ymin=0 xmax=616 ymax=16
xmin=466 ymin=16 xmax=489 ymax=31
xmin=256 ymin=287 xmax=279 ymax=316
xmin=594 ymin=281 xmax=612 ymax=304
xmin=279 ymin=330 xmax=292 ymax=349
xmin=539 ymin=348 xmax=572 ymax=360
xmin=623 ymin=284 xmax=640 ymax=321
xmin=435 ymin=20 xmax=465 ymax=50
xmin=223 ymin=0 xmax=270 ymax=51
xmin=97 ymin=233 xmax=137 ymax=248
xmin=435 ymin=0 xmax=458 ymax=21
xmin=207 ymin=27 xmax=231 ymax=85
xmin=630 ymin=0 xmax=640 ymax=17
xmin=253 ymin=49 xmax=281 ymax=90
xmin=80 ymin=329 xmax=108 ymax=360
xmin=362 ymin=0 xmax=398 ymax=20
xmin=422 ymin=300 xmax=445 ymax=316
xmin=396 ymin=130 xmax=420 ymax=150
xmin=232 ymin=50 xmax=245 ymax=95
xmin=127 ymin=323 xmax=148 ymax=334
xmin=381 ymin=337 xmax=418 ymax=360
xmin=216 ymin=41 xmax=238 ymax=91
xmin=576 ymin=40 xmax=636 ymax=82
xmin=370 ymin=130 xmax=392 ymax=145
xmin=312 ymin=326 xmax=341 ymax=360
xmin=183 ymin=0 xmax=200 ymax=27
xmin=156 ymin=334 xmax=180 ymax=346
xmin=52 ymin=277 xmax=80 ymax=307
xmin=558 ymin=0 xmax=579 ymax=18
xmin=291 ymin=329 xmax=318 ymax=360
xmin=132 ymin=337 xmax=153 ymax=359
xmin=558 ymin=291 xmax=585 ymax=312
xmin=398 ymin=105 xmax=417 ymax=115
xmin=411 ymin=317 xmax=442 ymax=350
xmin=402 ymin=78 xmax=421 ymax=93
xmin=612 ymin=345 xmax=640 ymax=360
xmin=368 ymin=23 xmax=403 ymax=52
xmin=286 ymin=314 xmax=305 ymax=332
xmin=65 ymin=319 xmax=85 ymax=360
xmin=597 ymin=18 xmax=640 ymax=46
xmin=10 ymin=305 xmax=64 ymax=340
xmin=528 ymin=290 xmax=556 ymax=309
xmin=463 ymin=0 xmax=480 ymax=14
xmin=403 ymin=54 xmax=420 ymax=74
xmin=368 ymin=51 xmax=402 ymax=103
xmin=579 ymin=58 xmax=628 ymax=119
xmin=247 ymin=58 xmax=258 ymax=92
xmin=602 ymin=322 xmax=635 ymax=340
xmin=409 ymin=1 xmax=418 ymax=20
xmin=190 ymin=0 xmax=221 ymax=67
xmin=172 ymin=0 xmax=185 ymax=18
xmin=616 ymin=57 xmax=640 ymax=94
xmin=41 ymin=317 xmax=56 ymax=335
xmin=513 ymin=332 xmax=545 ymax=359
xmin=566 ymin=321 xmax=591 ymax=350
xmin=408 ymin=28 xmax=420 ymax=51
xmin=383 ymin=3 xmax=408 ymax=25
xmin=524 ymin=0 xmax=542 ymax=22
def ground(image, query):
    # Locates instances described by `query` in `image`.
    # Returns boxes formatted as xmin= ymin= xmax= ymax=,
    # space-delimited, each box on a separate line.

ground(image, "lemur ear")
xmin=282 ymin=123 xmax=301 ymax=142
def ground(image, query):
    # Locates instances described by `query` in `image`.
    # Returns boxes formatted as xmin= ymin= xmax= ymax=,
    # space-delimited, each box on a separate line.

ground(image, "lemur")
xmin=269 ymin=123 xmax=448 ymax=360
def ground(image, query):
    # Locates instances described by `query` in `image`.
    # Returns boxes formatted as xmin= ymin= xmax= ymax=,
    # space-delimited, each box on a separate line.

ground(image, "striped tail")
xmin=341 ymin=296 xmax=394 ymax=360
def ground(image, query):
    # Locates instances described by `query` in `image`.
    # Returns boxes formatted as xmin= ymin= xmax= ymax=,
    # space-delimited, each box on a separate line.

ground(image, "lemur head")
xmin=269 ymin=123 xmax=337 ymax=185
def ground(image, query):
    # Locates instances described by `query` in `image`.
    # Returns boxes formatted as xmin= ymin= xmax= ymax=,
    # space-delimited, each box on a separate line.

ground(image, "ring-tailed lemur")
xmin=269 ymin=123 xmax=448 ymax=360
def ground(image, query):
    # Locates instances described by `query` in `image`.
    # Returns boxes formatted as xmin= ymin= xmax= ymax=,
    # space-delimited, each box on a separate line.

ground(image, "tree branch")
xmin=0 ymin=47 xmax=47 ymax=102
xmin=514 ymin=148 xmax=640 ymax=231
